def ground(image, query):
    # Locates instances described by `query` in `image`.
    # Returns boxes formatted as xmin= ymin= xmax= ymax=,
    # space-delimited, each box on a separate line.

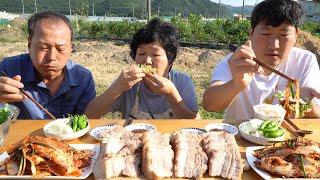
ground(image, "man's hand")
xmin=228 ymin=40 xmax=263 ymax=90
xmin=112 ymin=65 xmax=146 ymax=94
xmin=0 ymin=75 xmax=25 ymax=102
xmin=143 ymin=73 xmax=176 ymax=96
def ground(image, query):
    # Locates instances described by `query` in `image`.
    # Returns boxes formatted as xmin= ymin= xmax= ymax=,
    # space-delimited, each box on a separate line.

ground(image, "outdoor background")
xmin=0 ymin=0 xmax=319 ymax=119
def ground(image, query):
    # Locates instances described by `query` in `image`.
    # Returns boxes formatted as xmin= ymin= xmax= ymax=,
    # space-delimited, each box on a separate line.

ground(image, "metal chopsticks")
xmin=0 ymin=71 xmax=56 ymax=119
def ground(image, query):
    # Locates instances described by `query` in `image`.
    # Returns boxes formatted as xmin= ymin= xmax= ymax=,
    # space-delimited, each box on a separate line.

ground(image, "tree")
xmin=73 ymin=2 xmax=89 ymax=17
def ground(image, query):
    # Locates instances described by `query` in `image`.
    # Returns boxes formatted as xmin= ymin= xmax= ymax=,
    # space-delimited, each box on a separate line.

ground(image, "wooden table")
xmin=1 ymin=119 xmax=320 ymax=180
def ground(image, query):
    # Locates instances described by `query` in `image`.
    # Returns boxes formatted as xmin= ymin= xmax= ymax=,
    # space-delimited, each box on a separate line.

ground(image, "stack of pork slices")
xmin=142 ymin=131 xmax=174 ymax=179
xmin=93 ymin=125 xmax=243 ymax=180
xmin=171 ymin=131 xmax=208 ymax=178
xmin=202 ymin=132 xmax=243 ymax=179
xmin=93 ymin=126 xmax=143 ymax=178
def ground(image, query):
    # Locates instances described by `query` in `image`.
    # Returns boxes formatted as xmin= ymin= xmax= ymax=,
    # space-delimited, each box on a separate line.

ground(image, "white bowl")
xmin=89 ymin=124 xmax=118 ymax=141
xmin=43 ymin=118 xmax=90 ymax=141
xmin=239 ymin=119 xmax=285 ymax=145
xmin=205 ymin=123 xmax=238 ymax=135
xmin=253 ymin=104 xmax=286 ymax=123
xmin=125 ymin=123 xmax=156 ymax=133
xmin=179 ymin=127 xmax=206 ymax=134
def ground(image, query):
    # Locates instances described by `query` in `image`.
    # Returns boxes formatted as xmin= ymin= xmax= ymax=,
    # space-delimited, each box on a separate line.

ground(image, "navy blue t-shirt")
xmin=0 ymin=53 xmax=96 ymax=119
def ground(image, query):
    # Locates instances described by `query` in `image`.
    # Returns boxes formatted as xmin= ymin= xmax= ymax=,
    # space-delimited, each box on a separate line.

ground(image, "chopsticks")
xmin=228 ymin=44 xmax=295 ymax=82
xmin=283 ymin=117 xmax=312 ymax=136
xmin=0 ymin=71 xmax=57 ymax=119
xmin=228 ymin=44 xmax=313 ymax=137
xmin=282 ymin=119 xmax=302 ymax=137
xmin=123 ymin=114 xmax=135 ymax=127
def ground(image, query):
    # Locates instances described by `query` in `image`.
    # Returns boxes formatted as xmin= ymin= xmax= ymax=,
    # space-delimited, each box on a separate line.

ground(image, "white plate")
xmin=246 ymin=146 xmax=314 ymax=180
xmin=205 ymin=123 xmax=238 ymax=135
xmin=239 ymin=119 xmax=286 ymax=145
xmin=43 ymin=118 xmax=90 ymax=141
xmin=246 ymin=146 xmax=273 ymax=180
xmin=89 ymin=124 xmax=118 ymax=141
xmin=0 ymin=144 xmax=100 ymax=179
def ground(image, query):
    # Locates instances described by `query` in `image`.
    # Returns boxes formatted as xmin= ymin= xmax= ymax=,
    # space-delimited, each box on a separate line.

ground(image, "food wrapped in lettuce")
xmin=138 ymin=64 xmax=156 ymax=74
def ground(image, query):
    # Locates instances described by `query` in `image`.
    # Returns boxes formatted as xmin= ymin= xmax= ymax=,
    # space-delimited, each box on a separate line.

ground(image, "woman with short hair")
xmin=85 ymin=18 xmax=199 ymax=119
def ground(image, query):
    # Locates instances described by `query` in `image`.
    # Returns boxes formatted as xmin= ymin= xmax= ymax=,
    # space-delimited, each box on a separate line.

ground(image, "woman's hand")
xmin=143 ymin=73 xmax=197 ymax=119
xmin=143 ymin=73 xmax=176 ymax=96
xmin=112 ymin=65 xmax=146 ymax=93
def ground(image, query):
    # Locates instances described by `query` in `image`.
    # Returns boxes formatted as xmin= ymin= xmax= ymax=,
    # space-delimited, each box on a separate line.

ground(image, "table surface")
xmin=1 ymin=119 xmax=320 ymax=180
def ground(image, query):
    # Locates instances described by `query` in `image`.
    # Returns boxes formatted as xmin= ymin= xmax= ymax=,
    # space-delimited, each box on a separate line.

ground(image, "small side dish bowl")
xmin=253 ymin=103 xmax=286 ymax=124
xmin=125 ymin=123 xmax=156 ymax=134
xmin=179 ymin=127 xmax=206 ymax=135
xmin=205 ymin=123 xmax=238 ymax=135
xmin=89 ymin=124 xmax=119 ymax=141
xmin=239 ymin=119 xmax=285 ymax=145
xmin=43 ymin=118 xmax=90 ymax=141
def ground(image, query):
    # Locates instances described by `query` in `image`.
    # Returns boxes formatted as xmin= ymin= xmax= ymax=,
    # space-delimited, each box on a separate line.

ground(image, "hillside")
xmin=224 ymin=4 xmax=255 ymax=17
xmin=0 ymin=0 xmax=231 ymax=18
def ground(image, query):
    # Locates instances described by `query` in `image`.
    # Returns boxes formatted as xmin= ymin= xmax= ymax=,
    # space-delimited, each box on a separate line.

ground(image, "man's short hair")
xmin=251 ymin=0 xmax=304 ymax=31
xmin=130 ymin=18 xmax=179 ymax=64
xmin=28 ymin=10 xmax=73 ymax=41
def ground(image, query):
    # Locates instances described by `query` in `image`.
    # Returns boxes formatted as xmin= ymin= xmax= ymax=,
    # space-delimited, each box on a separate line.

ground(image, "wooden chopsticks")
xmin=0 ymin=71 xmax=56 ymax=119
xmin=284 ymin=117 xmax=312 ymax=136
xmin=282 ymin=119 xmax=302 ymax=137
xmin=228 ymin=44 xmax=295 ymax=82
xmin=228 ymin=44 xmax=313 ymax=137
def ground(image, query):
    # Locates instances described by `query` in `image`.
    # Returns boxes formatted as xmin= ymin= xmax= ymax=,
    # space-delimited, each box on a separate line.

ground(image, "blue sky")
xmin=210 ymin=0 xmax=263 ymax=7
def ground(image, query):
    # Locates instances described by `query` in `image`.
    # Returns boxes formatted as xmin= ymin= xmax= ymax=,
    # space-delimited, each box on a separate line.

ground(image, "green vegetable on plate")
xmin=258 ymin=120 xmax=283 ymax=138
xmin=68 ymin=114 xmax=88 ymax=132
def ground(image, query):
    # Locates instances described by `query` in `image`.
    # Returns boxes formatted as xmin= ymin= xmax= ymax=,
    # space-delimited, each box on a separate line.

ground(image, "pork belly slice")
xmin=202 ymin=132 xmax=243 ymax=180
xmin=93 ymin=138 xmax=127 ymax=179
xmin=229 ymin=144 xmax=243 ymax=180
xmin=172 ymin=132 xmax=207 ymax=178
xmin=142 ymin=131 xmax=174 ymax=179
xmin=94 ymin=129 xmax=144 ymax=179
xmin=103 ymin=155 xmax=126 ymax=178
xmin=122 ymin=153 xmax=141 ymax=177
xmin=208 ymin=149 xmax=227 ymax=176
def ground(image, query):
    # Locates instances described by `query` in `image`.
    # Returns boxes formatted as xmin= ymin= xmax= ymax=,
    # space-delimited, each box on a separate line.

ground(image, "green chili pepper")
xmin=72 ymin=116 xmax=78 ymax=132
xmin=78 ymin=116 xmax=87 ymax=130
xmin=265 ymin=121 xmax=277 ymax=128
xmin=258 ymin=121 xmax=270 ymax=130
xmin=259 ymin=121 xmax=278 ymax=132
xmin=264 ymin=129 xmax=284 ymax=138
xmin=263 ymin=126 xmax=279 ymax=133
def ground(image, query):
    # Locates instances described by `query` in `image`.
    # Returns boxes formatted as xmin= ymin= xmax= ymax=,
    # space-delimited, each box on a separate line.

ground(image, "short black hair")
xmin=130 ymin=18 xmax=179 ymax=64
xmin=28 ymin=10 xmax=73 ymax=41
xmin=251 ymin=0 xmax=304 ymax=31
